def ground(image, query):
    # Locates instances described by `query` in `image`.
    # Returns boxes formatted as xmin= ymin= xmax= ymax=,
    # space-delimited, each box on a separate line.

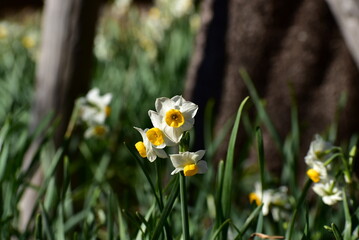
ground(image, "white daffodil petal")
xmin=148 ymin=110 xmax=163 ymax=128
xmin=180 ymin=102 xmax=198 ymax=118
xmin=180 ymin=117 xmax=195 ymax=132
xmin=171 ymin=95 xmax=183 ymax=105
xmin=154 ymin=148 xmax=168 ymax=159
xmin=163 ymin=125 xmax=183 ymax=143
xmin=102 ymin=93 xmax=113 ymax=106
xmin=155 ymin=97 xmax=175 ymax=115
xmin=169 ymin=153 xmax=189 ymax=168
xmin=171 ymin=168 xmax=183 ymax=175
xmin=87 ymin=88 xmax=100 ymax=102
xmin=322 ymin=192 xmax=342 ymax=205
xmin=147 ymin=150 xmax=157 ymax=162
xmin=312 ymin=182 xmax=327 ymax=197
xmin=193 ymin=150 xmax=206 ymax=162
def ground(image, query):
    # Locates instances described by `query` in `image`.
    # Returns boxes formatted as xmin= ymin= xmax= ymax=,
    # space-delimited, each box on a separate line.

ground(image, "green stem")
xmin=286 ymin=179 xmax=312 ymax=239
xmin=180 ymin=172 xmax=190 ymax=240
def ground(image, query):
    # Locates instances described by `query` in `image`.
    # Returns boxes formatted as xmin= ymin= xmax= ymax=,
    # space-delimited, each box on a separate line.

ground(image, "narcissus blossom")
xmin=249 ymin=183 xmax=290 ymax=221
xmin=305 ymin=135 xmax=333 ymax=165
xmin=84 ymin=125 xmax=108 ymax=139
xmin=134 ymin=127 xmax=168 ymax=162
xmin=148 ymin=95 xmax=198 ymax=143
xmin=312 ymin=180 xmax=343 ymax=205
xmin=306 ymin=161 xmax=328 ymax=183
xmin=80 ymin=88 xmax=112 ymax=125
xmin=169 ymin=150 xmax=207 ymax=176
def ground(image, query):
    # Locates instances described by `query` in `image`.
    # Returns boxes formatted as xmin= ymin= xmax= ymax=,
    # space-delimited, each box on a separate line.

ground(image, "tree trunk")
xmin=185 ymin=0 xmax=359 ymax=176
xmin=19 ymin=0 xmax=101 ymax=230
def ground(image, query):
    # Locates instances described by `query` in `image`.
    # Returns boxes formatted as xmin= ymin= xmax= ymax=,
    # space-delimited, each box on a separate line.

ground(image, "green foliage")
xmin=0 ymin=2 xmax=358 ymax=240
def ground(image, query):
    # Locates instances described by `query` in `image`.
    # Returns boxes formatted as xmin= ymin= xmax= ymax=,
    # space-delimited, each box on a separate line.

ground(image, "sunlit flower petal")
xmin=134 ymin=127 xmax=168 ymax=162
xmin=149 ymin=95 xmax=198 ymax=143
xmin=169 ymin=150 xmax=206 ymax=176
xmin=79 ymin=88 xmax=112 ymax=125
xmin=312 ymin=180 xmax=343 ymax=205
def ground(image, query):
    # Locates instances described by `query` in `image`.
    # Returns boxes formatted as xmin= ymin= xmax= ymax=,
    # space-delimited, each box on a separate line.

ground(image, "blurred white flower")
xmin=0 ymin=24 xmax=8 ymax=39
xmin=148 ymin=95 xmax=198 ymax=143
xmin=80 ymin=88 xmax=112 ymax=125
xmin=134 ymin=127 xmax=168 ymax=162
xmin=306 ymin=161 xmax=328 ymax=183
xmin=249 ymin=183 xmax=290 ymax=221
xmin=84 ymin=125 xmax=109 ymax=139
xmin=305 ymin=135 xmax=333 ymax=165
xmin=169 ymin=150 xmax=207 ymax=176
xmin=94 ymin=34 xmax=112 ymax=61
xmin=158 ymin=0 xmax=193 ymax=18
xmin=22 ymin=35 xmax=36 ymax=49
xmin=312 ymin=180 xmax=343 ymax=205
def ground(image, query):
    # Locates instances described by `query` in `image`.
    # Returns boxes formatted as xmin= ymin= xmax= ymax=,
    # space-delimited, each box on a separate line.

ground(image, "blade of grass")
xmin=256 ymin=127 xmax=266 ymax=190
xmin=125 ymin=143 xmax=161 ymax=210
xmin=0 ymin=143 xmax=9 ymax=182
xmin=342 ymin=188 xmax=351 ymax=240
xmin=240 ymin=68 xmax=282 ymax=152
xmin=40 ymin=203 xmax=55 ymax=240
xmin=235 ymin=204 xmax=263 ymax=240
xmin=180 ymin=172 xmax=190 ymax=240
xmin=221 ymin=96 xmax=249 ymax=239
xmin=286 ymin=179 xmax=311 ymax=239
xmin=331 ymin=223 xmax=344 ymax=240
xmin=151 ymin=175 xmax=179 ymax=240
xmin=222 ymin=97 xmax=249 ymax=218
xmin=210 ymin=219 xmax=232 ymax=240
xmin=35 ymin=213 xmax=42 ymax=240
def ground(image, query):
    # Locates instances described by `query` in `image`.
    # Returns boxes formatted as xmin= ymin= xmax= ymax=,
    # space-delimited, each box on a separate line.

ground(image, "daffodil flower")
xmin=169 ymin=150 xmax=207 ymax=176
xmin=148 ymin=95 xmax=198 ymax=143
xmin=84 ymin=125 xmax=109 ymax=139
xmin=134 ymin=127 xmax=168 ymax=162
xmin=305 ymin=135 xmax=333 ymax=165
xmin=312 ymin=180 xmax=343 ymax=205
xmin=80 ymin=88 xmax=112 ymax=125
xmin=249 ymin=183 xmax=290 ymax=221
xmin=306 ymin=161 xmax=328 ymax=183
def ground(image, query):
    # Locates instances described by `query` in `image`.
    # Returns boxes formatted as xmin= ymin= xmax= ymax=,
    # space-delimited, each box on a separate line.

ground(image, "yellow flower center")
xmin=249 ymin=192 xmax=261 ymax=206
xmin=165 ymin=109 xmax=184 ymax=128
xmin=135 ymin=141 xmax=147 ymax=158
xmin=105 ymin=106 xmax=111 ymax=117
xmin=307 ymin=168 xmax=320 ymax=183
xmin=22 ymin=36 xmax=35 ymax=49
xmin=183 ymin=164 xmax=198 ymax=176
xmin=94 ymin=126 xmax=106 ymax=136
xmin=0 ymin=26 xmax=8 ymax=39
xmin=146 ymin=128 xmax=164 ymax=146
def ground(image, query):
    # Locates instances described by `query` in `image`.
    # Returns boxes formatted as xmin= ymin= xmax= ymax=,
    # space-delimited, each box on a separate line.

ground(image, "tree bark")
xmin=19 ymin=0 xmax=101 ymax=230
xmin=326 ymin=0 xmax=359 ymax=70
xmin=185 ymin=0 xmax=359 ymax=176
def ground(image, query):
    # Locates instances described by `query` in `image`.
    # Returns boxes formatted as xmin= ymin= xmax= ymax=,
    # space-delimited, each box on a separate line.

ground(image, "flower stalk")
xmin=180 ymin=172 xmax=190 ymax=240
xmin=179 ymin=131 xmax=190 ymax=240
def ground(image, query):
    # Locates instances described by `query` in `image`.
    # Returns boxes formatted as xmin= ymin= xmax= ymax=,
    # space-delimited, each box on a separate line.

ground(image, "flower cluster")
xmin=305 ymin=135 xmax=343 ymax=205
xmin=134 ymin=95 xmax=207 ymax=176
xmin=77 ymin=88 xmax=112 ymax=139
xmin=249 ymin=182 xmax=291 ymax=221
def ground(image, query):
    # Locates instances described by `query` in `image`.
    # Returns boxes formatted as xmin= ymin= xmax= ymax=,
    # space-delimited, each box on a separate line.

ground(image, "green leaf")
xmin=256 ymin=128 xmax=266 ymax=190
xmin=286 ymin=179 xmax=312 ymax=239
xmin=221 ymin=96 xmax=249 ymax=218
xmin=40 ymin=203 xmax=55 ymax=240
xmin=151 ymin=175 xmax=179 ymax=240
xmin=331 ymin=223 xmax=344 ymax=240
xmin=235 ymin=204 xmax=263 ymax=239
xmin=342 ymin=189 xmax=352 ymax=240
